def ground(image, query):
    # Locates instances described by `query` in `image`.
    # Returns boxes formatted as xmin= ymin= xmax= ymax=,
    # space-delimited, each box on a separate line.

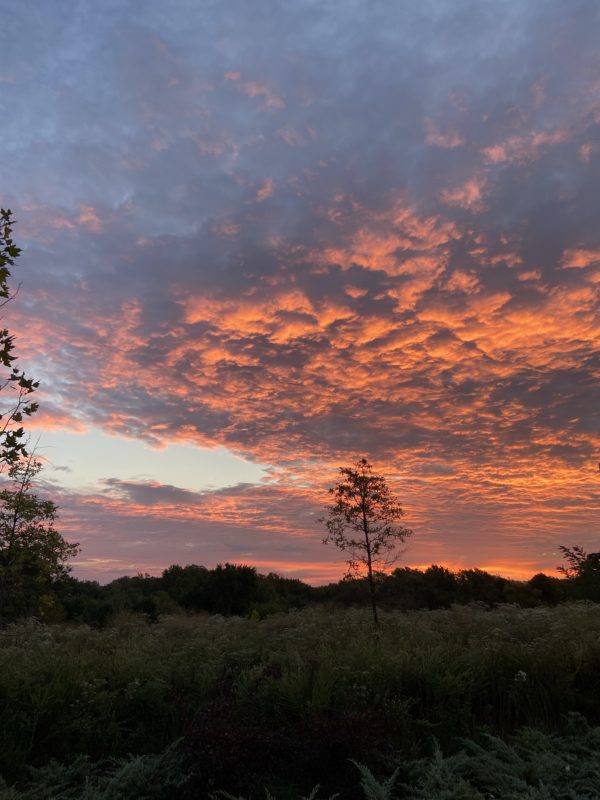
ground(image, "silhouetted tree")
xmin=378 ymin=566 xmax=427 ymax=609
xmin=161 ymin=563 xmax=259 ymax=615
xmin=162 ymin=563 xmax=211 ymax=610
xmin=558 ymin=545 xmax=600 ymax=578
xmin=321 ymin=457 xmax=412 ymax=624
xmin=422 ymin=564 xmax=458 ymax=608
xmin=558 ymin=545 xmax=600 ymax=600
xmin=254 ymin=572 xmax=313 ymax=616
xmin=54 ymin=575 xmax=113 ymax=626
xmin=0 ymin=456 xmax=79 ymax=621
xmin=0 ymin=210 xmax=39 ymax=467
xmin=209 ymin=563 xmax=258 ymax=615
xmin=528 ymin=572 xmax=565 ymax=604
xmin=456 ymin=568 xmax=506 ymax=605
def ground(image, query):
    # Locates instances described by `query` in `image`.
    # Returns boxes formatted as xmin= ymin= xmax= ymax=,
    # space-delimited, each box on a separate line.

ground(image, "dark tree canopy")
xmin=321 ymin=457 xmax=412 ymax=623
xmin=0 ymin=457 xmax=79 ymax=621
xmin=558 ymin=545 xmax=600 ymax=601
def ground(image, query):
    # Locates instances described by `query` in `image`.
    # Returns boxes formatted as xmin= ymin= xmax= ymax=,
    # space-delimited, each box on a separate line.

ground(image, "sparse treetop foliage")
xmin=558 ymin=545 xmax=600 ymax=600
xmin=0 ymin=209 xmax=38 ymax=467
xmin=557 ymin=545 xmax=600 ymax=578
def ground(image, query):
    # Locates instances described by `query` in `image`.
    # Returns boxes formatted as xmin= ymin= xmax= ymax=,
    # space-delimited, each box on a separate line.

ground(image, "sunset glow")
xmin=3 ymin=1 xmax=599 ymax=582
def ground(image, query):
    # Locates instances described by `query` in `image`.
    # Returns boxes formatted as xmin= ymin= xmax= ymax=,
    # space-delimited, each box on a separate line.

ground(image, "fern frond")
xmin=350 ymin=760 xmax=399 ymax=800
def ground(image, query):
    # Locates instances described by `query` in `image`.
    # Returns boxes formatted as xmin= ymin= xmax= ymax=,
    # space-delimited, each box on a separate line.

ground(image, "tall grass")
xmin=1 ymin=604 xmax=600 ymax=797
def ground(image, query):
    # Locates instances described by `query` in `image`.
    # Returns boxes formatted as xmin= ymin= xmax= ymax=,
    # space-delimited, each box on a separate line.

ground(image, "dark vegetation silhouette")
xmin=0 ymin=456 xmax=79 ymax=623
xmin=321 ymin=458 xmax=412 ymax=624
xmin=557 ymin=544 xmax=600 ymax=600
xmin=2 ymin=603 xmax=600 ymax=798
xmin=0 ymin=210 xmax=39 ymax=466
xmin=0 ymin=217 xmax=78 ymax=623
xmin=4 ymin=551 xmax=589 ymax=627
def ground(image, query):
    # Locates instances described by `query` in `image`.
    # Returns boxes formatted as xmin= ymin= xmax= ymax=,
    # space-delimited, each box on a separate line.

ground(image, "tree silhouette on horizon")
xmin=321 ymin=457 xmax=412 ymax=624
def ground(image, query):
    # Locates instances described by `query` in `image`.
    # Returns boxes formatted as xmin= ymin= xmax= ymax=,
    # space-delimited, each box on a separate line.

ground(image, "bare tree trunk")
xmin=365 ymin=546 xmax=379 ymax=625
xmin=362 ymin=491 xmax=379 ymax=626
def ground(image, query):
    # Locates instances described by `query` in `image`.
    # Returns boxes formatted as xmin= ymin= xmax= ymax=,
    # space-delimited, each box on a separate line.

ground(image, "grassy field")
xmin=1 ymin=603 xmax=600 ymax=798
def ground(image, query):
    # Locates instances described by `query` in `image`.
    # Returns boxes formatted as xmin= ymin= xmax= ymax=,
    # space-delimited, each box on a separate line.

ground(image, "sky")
xmin=1 ymin=0 xmax=599 ymax=583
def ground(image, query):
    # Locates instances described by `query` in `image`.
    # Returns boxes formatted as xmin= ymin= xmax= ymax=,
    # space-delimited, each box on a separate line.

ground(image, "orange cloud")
xmin=256 ymin=178 xmax=275 ymax=202
xmin=579 ymin=143 xmax=594 ymax=163
xmin=12 ymin=182 xmax=599 ymax=586
xmin=561 ymin=248 xmax=600 ymax=269
xmin=225 ymin=71 xmax=284 ymax=109
xmin=441 ymin=177 xmax=487 ymax=211
xmin=482 ymin=128 xmax=569 ymax=164
xmin=213 ymin=220 xmax=240 ymax=237
xmin=77 ymin=205 xmax=103 ymax=232
xmin=424 ymin=118 xmax=465 ymax=149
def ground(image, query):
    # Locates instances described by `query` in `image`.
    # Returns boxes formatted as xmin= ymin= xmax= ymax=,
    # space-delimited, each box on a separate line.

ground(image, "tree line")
xmin=10 ymin=556 xmax=598 ymax=627
xmin=0 ymin=211 xmax=598 ymax=627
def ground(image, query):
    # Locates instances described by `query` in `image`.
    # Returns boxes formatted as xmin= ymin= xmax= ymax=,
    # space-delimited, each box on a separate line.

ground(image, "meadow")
xmin=1 ymin=603 xmax=600 ymax=799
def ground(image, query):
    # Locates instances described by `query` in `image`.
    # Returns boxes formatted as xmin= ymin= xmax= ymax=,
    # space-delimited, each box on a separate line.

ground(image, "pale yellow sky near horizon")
xmin=37 ymin=426 xmax=267 ymax=494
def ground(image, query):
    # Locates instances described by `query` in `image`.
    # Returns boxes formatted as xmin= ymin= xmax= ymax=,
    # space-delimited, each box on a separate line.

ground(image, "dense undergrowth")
xmin=1 ymin=604 xmax=600 ymax=798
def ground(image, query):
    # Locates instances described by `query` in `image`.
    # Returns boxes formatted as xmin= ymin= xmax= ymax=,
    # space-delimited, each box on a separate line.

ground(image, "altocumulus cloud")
xmin=2 ymin=0 xmax=600 ymax=580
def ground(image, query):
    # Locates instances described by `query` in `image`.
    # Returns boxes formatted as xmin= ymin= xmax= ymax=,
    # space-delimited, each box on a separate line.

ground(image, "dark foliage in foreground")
xmin=0 ymin=210 xmax=39 ymax=468
xmin=2 ymin=723 xmax=600 ymax=799
xmin=1 ymin=605 xmax=600 ymax=798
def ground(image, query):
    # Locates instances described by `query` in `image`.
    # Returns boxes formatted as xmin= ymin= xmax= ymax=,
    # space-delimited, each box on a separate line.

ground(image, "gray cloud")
xmin=3 ymin=0 xmax=599 ymax=579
